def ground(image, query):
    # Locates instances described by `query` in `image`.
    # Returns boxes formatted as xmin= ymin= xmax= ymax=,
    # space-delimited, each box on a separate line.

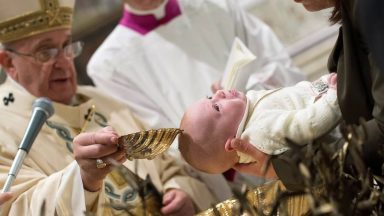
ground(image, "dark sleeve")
xmin=357 ymin=0 xmax=384 ymax=74
xmin=271 ymin=133 xmax=344 ymax=191
xmin=355 ymin=0 xmax=384 ymax=174
xmin=359 ymin=53 xmax=384 ymax=174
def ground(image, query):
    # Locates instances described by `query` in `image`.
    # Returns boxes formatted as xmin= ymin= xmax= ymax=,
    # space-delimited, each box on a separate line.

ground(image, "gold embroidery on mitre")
xmin=0 ymin=0 xmax=73 ymax=43
xmin=118 ymin=128 xmax=182 ymax=160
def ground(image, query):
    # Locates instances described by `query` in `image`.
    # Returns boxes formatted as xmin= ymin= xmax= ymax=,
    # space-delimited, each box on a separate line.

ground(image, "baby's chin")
xmin=198 ymin=166 xmax=227 ymax=174
xmin=193 ymin=163 xmax=233 ymax=174
xmin=191 ymin=153 xmax=238 ymax=173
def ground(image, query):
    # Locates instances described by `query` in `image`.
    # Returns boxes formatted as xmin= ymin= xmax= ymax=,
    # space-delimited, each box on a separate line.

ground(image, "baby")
xmin=179 ymin=73 xmax=340 ymax=174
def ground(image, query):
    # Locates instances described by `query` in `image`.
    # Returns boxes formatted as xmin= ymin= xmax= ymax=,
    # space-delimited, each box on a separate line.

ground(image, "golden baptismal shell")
xmin=118 ymin=128 xmax=182 ymax=160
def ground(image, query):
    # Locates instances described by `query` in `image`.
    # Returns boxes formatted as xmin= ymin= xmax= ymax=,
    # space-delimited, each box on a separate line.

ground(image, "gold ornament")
xmin=118 ymin=128 xmax=182 ymax=160
xmin=0 ymin=0 xmax=74 ymax=43
xmin=95 ymin=158 xmax=107 ymax=169
xmin=197 ymin=180 xmax=314 ymax=216
xmin=196 ymin=198 xmax=241 ymax=216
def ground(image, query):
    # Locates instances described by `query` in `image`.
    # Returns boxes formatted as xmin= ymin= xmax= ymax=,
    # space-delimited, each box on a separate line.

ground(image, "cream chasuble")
xmin=0 ymin=77 xmax=214 ymax=215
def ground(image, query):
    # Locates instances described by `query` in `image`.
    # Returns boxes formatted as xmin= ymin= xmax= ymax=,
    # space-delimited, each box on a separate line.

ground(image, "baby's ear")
xmin=224 ymin=138 xmax=235 ymax=152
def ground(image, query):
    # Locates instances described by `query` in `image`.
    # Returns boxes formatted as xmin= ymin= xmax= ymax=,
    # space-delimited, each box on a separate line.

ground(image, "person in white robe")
xmin=87 ymin=0 xmax=305 ymax=200
xmin=0 ymin=0 xmax=215 ymax=215
xmin=88 ymin=0 xmax=304 ymax=133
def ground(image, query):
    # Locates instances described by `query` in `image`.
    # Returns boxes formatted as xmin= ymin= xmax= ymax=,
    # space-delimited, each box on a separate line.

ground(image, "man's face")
xmin=293 ymin=0 xmax=335 ymax=11
xmin=3 ymin=29 xmax=77 ymax=104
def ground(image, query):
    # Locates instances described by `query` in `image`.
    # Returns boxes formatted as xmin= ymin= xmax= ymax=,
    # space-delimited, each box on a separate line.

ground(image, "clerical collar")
xmin=119 ymin=0 xmax=181 ymax=35
xmin=124 ymin=0 xmax=169 ymax=19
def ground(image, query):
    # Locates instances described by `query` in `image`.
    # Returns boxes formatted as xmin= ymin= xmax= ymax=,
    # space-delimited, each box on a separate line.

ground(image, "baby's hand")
xmin=161 ymin=189 xmax=195 ymax=216
xmin=328 ymin=73 xmax=337 ymax=90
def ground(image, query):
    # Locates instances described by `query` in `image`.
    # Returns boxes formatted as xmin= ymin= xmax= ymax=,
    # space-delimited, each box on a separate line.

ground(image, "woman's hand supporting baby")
xmin=229 ymin=138 xmax=278 ymax=179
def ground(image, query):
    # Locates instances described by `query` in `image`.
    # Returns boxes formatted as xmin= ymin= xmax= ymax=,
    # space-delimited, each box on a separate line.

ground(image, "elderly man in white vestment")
xmin=0 ymin=0 xmax=216 ymax=215
xmin=87 ymin=0 xmax=305 ymax=201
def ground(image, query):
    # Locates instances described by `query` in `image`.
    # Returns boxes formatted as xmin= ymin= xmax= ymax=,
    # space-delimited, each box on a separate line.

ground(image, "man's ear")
xmin=0 ymin=51 xmax=17 ymax=80
xmin=224 ymin=138 xmax=235 ymax=152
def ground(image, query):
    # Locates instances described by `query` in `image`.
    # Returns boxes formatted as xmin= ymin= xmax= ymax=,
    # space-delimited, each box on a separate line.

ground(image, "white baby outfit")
xmin=236 ymin=74 xmax=341 ymax=163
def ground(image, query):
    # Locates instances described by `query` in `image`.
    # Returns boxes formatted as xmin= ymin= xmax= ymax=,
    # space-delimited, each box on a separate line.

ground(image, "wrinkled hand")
xmin=211 ymin=79 xmax=222 ymax=93
xmin=161 ymin=189 xmax=195 ymax=216
xmin=0 ymin=192 xmax=12 ymax=205
xmin=73 ymin=126 xmax=126 ymax=191
xmin=230 ymin=138 xmax=277 ymax=179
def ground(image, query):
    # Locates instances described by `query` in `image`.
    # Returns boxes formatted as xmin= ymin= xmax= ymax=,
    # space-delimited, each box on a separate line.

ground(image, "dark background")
xmin=72 ymin=0 xmax=123 ymax=85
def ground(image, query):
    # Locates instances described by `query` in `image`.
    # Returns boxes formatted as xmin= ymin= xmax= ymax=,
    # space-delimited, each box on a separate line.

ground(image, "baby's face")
xmin=192 ymin=89 xmax=247 ymax=134
xmin=179 ymin=90 xmax=247 ymax=173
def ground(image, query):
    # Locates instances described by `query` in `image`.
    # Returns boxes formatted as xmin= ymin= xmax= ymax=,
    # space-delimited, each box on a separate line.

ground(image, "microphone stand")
xmin=2 ymin=150 xmax=27 ymax=192
xmin=2 ymin=98 xmax=54 ymax=192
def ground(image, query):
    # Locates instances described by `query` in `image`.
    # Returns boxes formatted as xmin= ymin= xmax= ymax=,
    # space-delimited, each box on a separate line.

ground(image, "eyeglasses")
xmin=5 ymin=41 xmax=84 ymax=64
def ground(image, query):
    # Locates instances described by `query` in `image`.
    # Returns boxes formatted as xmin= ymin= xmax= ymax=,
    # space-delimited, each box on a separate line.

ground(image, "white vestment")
xmin=88 ymin=0 xmax=304 ymax=130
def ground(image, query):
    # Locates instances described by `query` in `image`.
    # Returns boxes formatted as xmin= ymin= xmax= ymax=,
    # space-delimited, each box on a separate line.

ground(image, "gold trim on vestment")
xmin=197 ymin=180 xmax=317 ymax=216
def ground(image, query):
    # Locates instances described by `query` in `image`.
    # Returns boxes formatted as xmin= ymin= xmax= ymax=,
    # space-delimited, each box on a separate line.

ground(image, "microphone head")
xmin=32 ymin=97 xmax=54 ymax=118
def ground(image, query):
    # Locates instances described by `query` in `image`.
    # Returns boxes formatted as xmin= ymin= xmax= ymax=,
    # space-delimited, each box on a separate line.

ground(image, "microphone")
xmin=2 ymin=97 xmax=54 ymax=192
